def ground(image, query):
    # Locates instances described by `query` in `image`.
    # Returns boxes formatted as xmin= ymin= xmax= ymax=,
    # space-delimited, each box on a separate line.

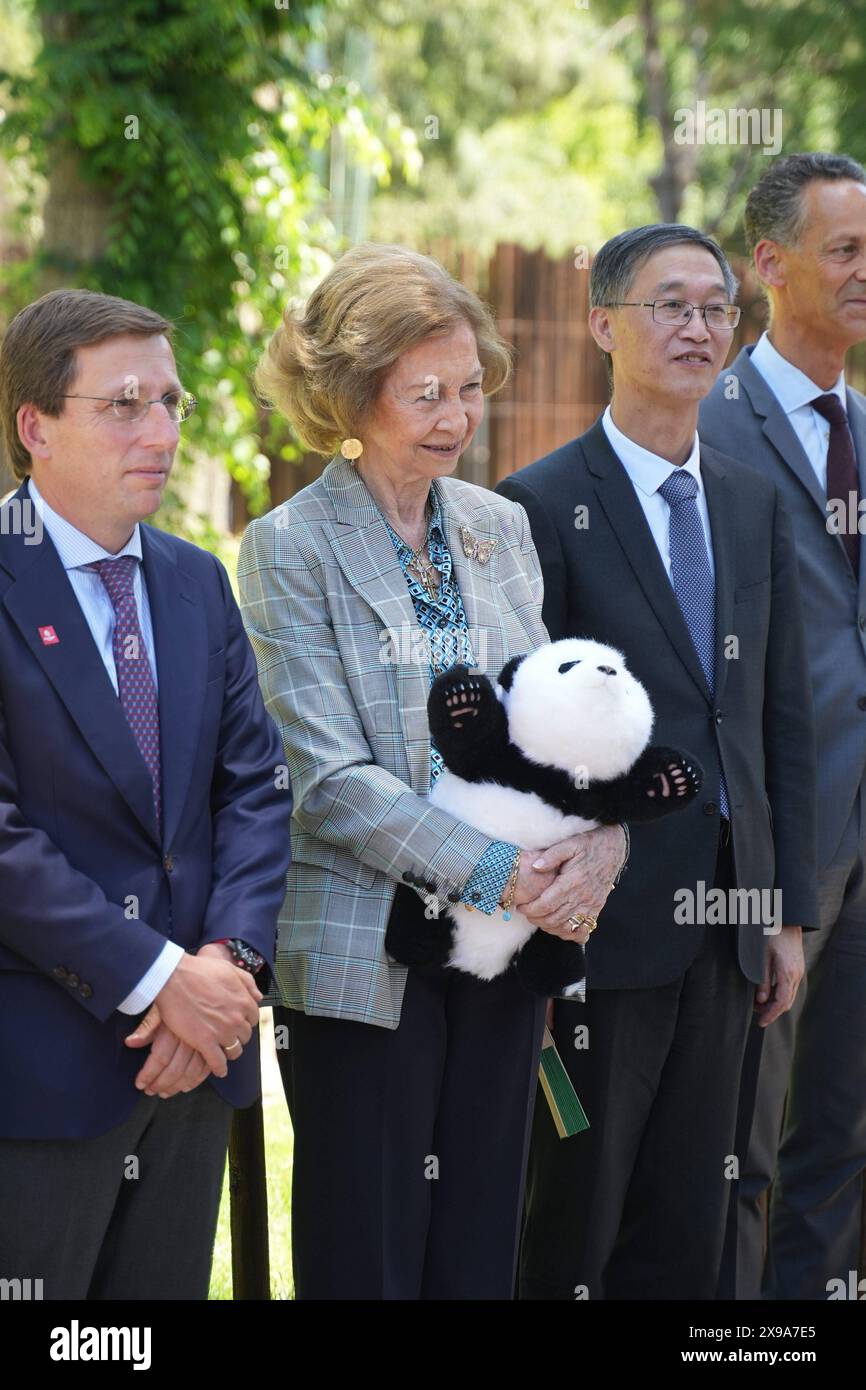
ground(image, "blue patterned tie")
xmin=658 ymin=469 xmax=729 ymax=819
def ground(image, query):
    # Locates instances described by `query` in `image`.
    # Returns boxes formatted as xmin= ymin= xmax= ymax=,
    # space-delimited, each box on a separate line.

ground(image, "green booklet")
xmin=539 ymin=1027 xmax=590 ymax=1139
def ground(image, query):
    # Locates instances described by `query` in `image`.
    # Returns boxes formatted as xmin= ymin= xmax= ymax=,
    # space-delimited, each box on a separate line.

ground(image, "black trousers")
xmin=519 ymin=836 xmax=754 ymax=1300
xmin=0 ymin=1085 xmax=232 ymax=1300
xmin=275 ymin=893 xmax=546 ymax=1300
xmin=720 ymin=794 xmax=866 ymax=1299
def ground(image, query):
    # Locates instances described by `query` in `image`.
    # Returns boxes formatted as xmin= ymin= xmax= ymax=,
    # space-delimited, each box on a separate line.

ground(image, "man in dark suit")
xmin=702 ymin=152 xmax=866 ymax=1299
xmin=0 ymin=289 xmax=291 ymax=1299
xmin=497 ymin=225 xmax=818 ymax=1299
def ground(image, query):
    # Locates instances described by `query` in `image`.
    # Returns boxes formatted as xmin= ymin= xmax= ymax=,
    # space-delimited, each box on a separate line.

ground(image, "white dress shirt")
xmin=749 ymin=331 xmax=847 ymax=493
xmin=27 ymin=477 xmax=183 ymax=1013
xmin=601 ymin=405 xmax=716 ymax=580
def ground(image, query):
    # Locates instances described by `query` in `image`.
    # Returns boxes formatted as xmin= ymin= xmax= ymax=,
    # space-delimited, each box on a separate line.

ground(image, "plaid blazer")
xmin=237 ymin=456 xmax=549 ymax=1028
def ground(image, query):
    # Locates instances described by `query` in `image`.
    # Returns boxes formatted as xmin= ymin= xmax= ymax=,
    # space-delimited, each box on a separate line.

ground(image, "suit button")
xmin=858 ymin=697 xmax=866 ymax=711
xmin=79 ymin=983 xmax=93 ymax=999
xmin=703 ymin=801 xmax=718 ymax=816
xmin=714 ymin=710 xmax=724 ymax=724
xmin=425 ymin=880 xmax=436 ymax=894
xmin=67 ymin=972 xmax=80 ymax=989
xmin=52 ymin=966 xmax=68 ymax=981
xmin=163 ymin=854 xmax=174 ymax=873
xmin=447 ymin=891 xmax=460 ymax=903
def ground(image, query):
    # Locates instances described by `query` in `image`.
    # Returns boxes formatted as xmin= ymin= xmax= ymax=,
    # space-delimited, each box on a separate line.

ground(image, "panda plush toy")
xmin=385 ymin=638 xmax=703 ymax=997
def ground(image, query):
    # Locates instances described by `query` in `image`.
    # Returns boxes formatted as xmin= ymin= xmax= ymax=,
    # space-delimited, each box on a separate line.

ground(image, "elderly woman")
xmin=238 ymin=243 xmax=626 ymax=1300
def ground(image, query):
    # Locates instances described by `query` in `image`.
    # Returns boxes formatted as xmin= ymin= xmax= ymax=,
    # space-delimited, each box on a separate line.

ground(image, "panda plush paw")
xmin=428 ymin=665 xmax=509 ymax=771
xmin=626 ymin=746 xmax=703 ymax=818
xmin=442 ymin=674 xmax=487 ymax=728
xmin=513 ymin=926 xmax=586 ymax=998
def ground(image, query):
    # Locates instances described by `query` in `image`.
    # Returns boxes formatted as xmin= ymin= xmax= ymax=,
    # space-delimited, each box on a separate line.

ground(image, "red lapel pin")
xmin=38 ymin=626 xmax=59 ymax=645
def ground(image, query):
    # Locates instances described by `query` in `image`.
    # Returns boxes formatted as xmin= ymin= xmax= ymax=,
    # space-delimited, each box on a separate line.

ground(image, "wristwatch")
xmin=215 ymin=937 xmax=265 ymax=975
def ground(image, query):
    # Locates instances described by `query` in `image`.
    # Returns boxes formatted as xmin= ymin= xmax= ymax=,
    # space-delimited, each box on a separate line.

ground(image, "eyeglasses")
xmin=604 ymin=299 xmax=741 ymax=330
xmin=60 ymin=391 xmax=198 ymax=424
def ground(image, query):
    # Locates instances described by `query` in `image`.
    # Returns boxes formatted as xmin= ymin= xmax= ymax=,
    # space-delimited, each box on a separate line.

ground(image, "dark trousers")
xmin=520 ymin=836 xmax=754 ymax=1300
xmin=0 ymin=1084 xmax=232 ymax=1299
xmin=275 ymin=914 xmax=546 ymax=1299
xmin=721 ymin=796 xmax=866 ymax=1299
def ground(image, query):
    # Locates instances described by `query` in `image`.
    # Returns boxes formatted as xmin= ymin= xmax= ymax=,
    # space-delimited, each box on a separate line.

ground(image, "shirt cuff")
xmin=551 ymin=978 xmax=587 ymax=1003
xmin=460 ymin=841 xmax=519 ymax=915
xmin=117 ymin=941 xmax=185 ymax=1015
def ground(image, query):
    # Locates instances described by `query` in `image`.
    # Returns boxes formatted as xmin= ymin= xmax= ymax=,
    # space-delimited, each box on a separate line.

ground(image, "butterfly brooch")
xmin=460 ymin=527 xmax=497 ymax=565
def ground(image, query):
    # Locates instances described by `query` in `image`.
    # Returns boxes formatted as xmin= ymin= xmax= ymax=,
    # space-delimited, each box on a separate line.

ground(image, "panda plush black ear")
xmin=497 ymin=654 xmax=527 ymax=691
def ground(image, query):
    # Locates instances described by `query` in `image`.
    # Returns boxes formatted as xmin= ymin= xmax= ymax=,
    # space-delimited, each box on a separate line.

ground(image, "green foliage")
xmin=338 ymin=0 xmax=866 ymax=259
xmin=371 ymin=33 xmax=661 ymax=257
xmin=586 ymin=0 xmax=866 ymax=242
xmin=5 ymin=0 xmax=866 ymax=527
xmin=332 ymin=0 xmax=626 ymax=254
xmin=0 ymin=0 xmax=413 ymax=529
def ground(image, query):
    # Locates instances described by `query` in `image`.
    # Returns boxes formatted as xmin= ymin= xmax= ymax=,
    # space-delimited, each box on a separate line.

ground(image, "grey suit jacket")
xmin=498 ymin=419 xmax=819 ymax=989
xmin=701 ymin=346 xmax=866 ymax=869
xmin=237 ymin=457 xmax=549 ymax=1028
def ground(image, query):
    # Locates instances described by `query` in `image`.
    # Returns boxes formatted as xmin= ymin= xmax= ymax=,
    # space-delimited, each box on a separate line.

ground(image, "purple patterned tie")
xmin=811 ymin=393 xmax=860 ymax=578
xmin=95 ymin=556 xmax=162 ymax=830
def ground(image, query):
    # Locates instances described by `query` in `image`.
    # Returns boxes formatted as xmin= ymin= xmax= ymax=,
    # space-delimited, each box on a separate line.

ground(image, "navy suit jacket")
xmin=0 ymin=481 xmax=292 ymax=1139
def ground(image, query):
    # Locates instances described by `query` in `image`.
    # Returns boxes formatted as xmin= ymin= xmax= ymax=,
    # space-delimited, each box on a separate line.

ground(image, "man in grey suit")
xmin=702 ymin=151 xmax=866 ymax=1300
xmin=499 ymin=224 xmax=818 ymax=1300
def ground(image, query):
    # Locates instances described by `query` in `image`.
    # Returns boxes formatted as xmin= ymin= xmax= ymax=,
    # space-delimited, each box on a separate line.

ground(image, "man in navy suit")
xmin=0 ymin=289 xmax=291 ymax=1299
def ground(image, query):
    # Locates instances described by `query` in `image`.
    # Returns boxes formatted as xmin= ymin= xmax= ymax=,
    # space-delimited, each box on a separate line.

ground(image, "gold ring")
xmin=223 ymin=1038 xmax=242 ymax=1056
xmin=567 ymin=915 xmax=598 ymax=935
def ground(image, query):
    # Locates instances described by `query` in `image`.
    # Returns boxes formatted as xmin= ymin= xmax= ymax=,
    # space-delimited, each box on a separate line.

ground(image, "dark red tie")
xmin=811 ymin=393 xmax=860 ymax=578
xmin=95 ymin=556 xmax=162 ymax=830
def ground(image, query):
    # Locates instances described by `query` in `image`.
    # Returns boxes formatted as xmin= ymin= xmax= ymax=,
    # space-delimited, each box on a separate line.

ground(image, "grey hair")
xmin=589 ymin=224 xmax=738 ymax=383
xmin=744 ymin=152 xmax=866 ymax=254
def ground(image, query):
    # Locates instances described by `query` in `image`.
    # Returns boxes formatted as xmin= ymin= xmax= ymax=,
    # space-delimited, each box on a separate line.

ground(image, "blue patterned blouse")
xmin=381 ymin=484 xmax=519 ymax=915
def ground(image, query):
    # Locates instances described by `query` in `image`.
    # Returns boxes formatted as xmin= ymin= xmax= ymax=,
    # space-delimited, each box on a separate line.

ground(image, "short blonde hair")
xmin=255 ymin=243 xmax=512 ymax=456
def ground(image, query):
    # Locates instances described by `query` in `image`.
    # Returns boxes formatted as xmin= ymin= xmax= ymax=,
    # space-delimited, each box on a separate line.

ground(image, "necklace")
xmin=387 ymin=496 xmax=441 ymax=600
xmin=406 ymin=543 xmax=441 ymax=600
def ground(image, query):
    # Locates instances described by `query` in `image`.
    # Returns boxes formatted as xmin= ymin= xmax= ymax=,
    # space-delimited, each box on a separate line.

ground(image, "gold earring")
xmin=340 ymin=438 xmax=363 ymax=462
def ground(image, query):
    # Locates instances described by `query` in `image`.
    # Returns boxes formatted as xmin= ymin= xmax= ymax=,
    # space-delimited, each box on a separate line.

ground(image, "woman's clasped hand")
xmin=515 ymin=824 xmax=628 ymax=945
